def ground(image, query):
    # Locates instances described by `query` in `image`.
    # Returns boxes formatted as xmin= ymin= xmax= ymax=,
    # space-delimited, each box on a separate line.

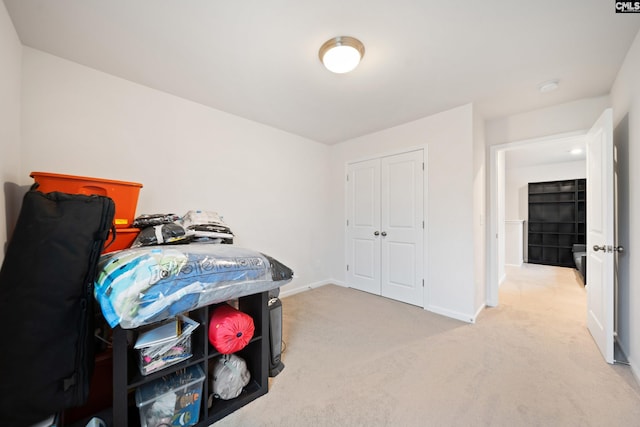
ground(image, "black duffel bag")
xmin=0 ymin=190 xmax=114 ymax=427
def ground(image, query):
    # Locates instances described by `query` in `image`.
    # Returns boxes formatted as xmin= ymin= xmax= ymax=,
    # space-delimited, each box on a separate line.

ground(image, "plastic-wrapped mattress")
xmin=94 ymin=243 xmax=293 ymax=329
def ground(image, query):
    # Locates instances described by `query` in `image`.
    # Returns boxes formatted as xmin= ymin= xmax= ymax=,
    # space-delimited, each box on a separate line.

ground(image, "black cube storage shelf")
xmin=527 ymin=179 xmax=586 ymax=267
xmin=111 ymin=291 xmax=269 ymax=427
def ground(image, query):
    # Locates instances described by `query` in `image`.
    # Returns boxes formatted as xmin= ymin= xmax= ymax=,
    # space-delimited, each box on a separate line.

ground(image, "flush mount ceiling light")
xmin=570 ymin=148 xmax=583 ymax=155
xmin=538 ymin=79 xmax=560 ymax=93
xmin=319 ymin=36 xmax=365 ymax=74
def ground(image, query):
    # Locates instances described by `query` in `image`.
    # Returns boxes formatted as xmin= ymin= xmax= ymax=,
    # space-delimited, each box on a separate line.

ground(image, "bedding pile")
xmin=131 ymin=210 xmax=234 ymax=247
xmin=94 ymin=243 xmax=293 ymax=329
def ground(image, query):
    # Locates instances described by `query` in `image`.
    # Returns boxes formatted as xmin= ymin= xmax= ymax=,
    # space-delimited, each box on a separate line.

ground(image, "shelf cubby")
xmin=527 ymin=179 xmax=586 ymax=267
xmin=111 ymin=291 xmax=269 ymax=426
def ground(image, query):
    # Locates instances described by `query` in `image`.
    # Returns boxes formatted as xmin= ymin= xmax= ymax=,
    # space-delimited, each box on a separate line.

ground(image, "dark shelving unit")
xmin=527 ymin=179 xmax=586 ymax=267
xmin=111 ymin=291 xmax=269 ymax=427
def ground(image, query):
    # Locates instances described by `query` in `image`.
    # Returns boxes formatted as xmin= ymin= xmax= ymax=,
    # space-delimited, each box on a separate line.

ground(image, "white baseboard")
xmin=473 ymin=303 xmax=486 ymax=322
xmin=281 ymin=281 xmax=480 ymax=325
xmin=280 ymin=279 xmax=335 ymax=299
xmin=505 ymin=262 xmax=523 ymax=267
xmin=426 ymin=304 xmax=475 ymax=324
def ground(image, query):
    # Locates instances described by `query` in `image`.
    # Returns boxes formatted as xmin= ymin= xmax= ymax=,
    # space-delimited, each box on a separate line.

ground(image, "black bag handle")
xmin=103 ymin=225 xmax=117 ymax=251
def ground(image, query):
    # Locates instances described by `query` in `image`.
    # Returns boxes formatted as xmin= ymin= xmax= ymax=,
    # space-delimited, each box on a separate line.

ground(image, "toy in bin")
xmin=135 ymin=364 xmax=205 ymax=427
xmin=135 ymin=316 xmax=199 ymax=375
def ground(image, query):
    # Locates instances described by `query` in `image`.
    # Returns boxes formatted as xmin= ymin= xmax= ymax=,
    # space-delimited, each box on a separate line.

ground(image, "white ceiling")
xmin=3 ymin=0 xmax=639 ymax=145
xmin=505 ymin=135 xmax=586 ymax=169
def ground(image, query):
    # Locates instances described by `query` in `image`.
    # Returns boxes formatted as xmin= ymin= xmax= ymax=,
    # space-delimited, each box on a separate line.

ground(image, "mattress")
xmin=94 ymin=243 xmax=293 ymax=329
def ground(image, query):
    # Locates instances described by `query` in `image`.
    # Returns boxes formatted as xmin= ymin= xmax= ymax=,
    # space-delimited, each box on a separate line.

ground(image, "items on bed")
xmin=133 ymin=213 xmax=182 ymax=228
xmin=133 ymin=222 xmax=193 ymax=247
xmin=131 ymin=210 xmax=235 ymax=248
xmin=95 ymin=244 xmax=293 ymax=329
xmin=182 ymin=210 xmax=234 ymax=242
xmin=135 ymin=315 xmax=199 ymax=375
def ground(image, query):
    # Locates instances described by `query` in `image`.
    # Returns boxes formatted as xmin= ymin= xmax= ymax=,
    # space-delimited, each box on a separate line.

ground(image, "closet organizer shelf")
xmin=112 ymin=291 xmax=269 ymax=427
xmin=528 ymin=201 xmax=576 ymax=203
xmin=527 ymin=179 xmax=586 ymax=267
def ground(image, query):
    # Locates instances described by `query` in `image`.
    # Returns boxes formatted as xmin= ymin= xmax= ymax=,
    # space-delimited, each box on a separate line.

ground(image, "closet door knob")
xmin=593 ymin=245 xmax=606 ymax=252
xmin=381 ymin=231 xmax=387 ymax=237
xmin=374 ymin=231 xmax=380 ymax=236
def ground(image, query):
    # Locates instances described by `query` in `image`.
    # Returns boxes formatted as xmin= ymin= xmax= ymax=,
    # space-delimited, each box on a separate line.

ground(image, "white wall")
xmin=329 ymin=104 xmax=479 ymax=322
xmin=0 ymin=2 xmax=22 ymax=263
xmin=505 ymin=160 xmax=586 ymax=220
xmin=473 ymin=109 xmax=486 ymax=313
xmin=19 ymin=47 xmax=331 ymax=295
xmin=610 ymin=28 xmax=640 ymax=381
xmin=495 ymin=150 xmax=506 ymax=287
xmin=485 ymin=96 xmax=610 ymax=146
xmin=505 ymin=160 xmax=586 ymax=261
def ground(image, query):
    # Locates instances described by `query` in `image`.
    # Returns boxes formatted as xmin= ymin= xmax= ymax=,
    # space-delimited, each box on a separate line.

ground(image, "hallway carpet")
xmin=213 ymin=264 xmax=640 ymax=426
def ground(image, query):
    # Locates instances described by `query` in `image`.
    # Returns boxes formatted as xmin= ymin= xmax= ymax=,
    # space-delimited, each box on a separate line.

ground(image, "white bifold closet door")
xmin=346 ymin=149 xmax=424 ymax=307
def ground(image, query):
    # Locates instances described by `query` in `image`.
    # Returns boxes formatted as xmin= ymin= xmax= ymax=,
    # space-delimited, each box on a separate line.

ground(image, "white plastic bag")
xmin=211 ymin=354 xmax=250 ymax=400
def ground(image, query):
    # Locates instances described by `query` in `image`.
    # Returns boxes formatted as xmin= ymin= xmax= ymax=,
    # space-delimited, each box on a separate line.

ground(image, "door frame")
xmin=487 ymin=131 xmax=587 ymax=306
xmin=344 ymin=145 xmax=429 ymax=308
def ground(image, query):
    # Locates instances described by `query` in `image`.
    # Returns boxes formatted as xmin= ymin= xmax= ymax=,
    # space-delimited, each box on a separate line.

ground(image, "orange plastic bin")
xmin=30 ymin=172 xmax=143 ymax=229
xmin=31 ymin=172 xmax=143 ymax=253
xmin=103 ymin=228 xmax=140 ymax=253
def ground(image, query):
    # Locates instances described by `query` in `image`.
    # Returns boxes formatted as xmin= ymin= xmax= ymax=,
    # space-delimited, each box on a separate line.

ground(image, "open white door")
xmin=586 ymin=108 xmax=616 ymax=364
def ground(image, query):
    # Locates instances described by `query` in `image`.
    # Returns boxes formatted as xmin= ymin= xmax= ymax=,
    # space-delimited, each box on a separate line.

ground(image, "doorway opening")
xmin=489 ymin=109 xmax=628 ymax=366
xmin=487 ymin=131 xmax=587 ymax=307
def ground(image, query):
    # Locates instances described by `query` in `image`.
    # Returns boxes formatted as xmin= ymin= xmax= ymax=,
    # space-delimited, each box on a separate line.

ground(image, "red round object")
xmin=209 ymin=304 xmax=255 ymax=354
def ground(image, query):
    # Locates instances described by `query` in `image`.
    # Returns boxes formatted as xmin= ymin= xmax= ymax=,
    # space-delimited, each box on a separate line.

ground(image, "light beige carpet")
xmin=213 ymin=264 xmax=640 ymax=426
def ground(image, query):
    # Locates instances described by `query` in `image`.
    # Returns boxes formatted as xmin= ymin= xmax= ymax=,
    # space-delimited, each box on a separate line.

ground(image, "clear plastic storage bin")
xmin=135 ymin=316 xmax=199 ymax=376
xmin=135 ymin=364 xmax=205 ymax=427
